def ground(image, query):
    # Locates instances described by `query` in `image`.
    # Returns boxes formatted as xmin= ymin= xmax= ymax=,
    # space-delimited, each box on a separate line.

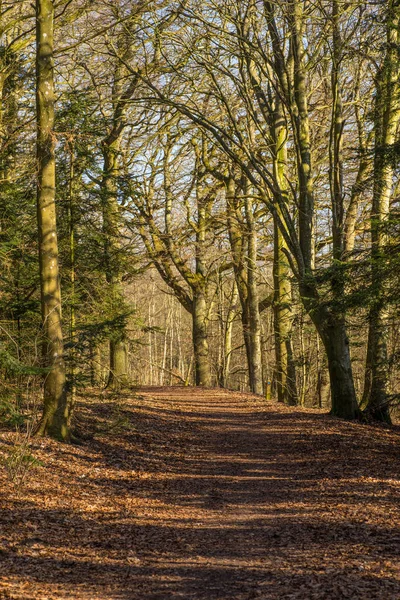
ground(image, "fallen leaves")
xmin=0 ymin=386 xmax=399 ymax=599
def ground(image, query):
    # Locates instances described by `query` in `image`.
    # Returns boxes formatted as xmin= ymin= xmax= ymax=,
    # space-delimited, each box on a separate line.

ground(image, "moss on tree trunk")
xmin=35 ymin=0 xmax=69 ymax=440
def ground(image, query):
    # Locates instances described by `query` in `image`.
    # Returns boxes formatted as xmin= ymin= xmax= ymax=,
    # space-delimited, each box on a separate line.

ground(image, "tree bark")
xmin=316 ymin=316 xmax=359 ymax=419
xmin=316 ymin=336 xmax=331 ymax=409
xmin=222 ymin=281 xmax=238 ymax=388
xmin=287 ymin=0 xmax=359 ymax=418
xmin=90 ymin=344 xmax=102 ymax=387
xmin=272 ymin=93 xmax=298 ymax=405
xmin=244 ymin=182 xmax=263 ymax=395
xmin=363 ymin=0 xmax=400 ymax=422
xmin=226 ymin=176 xmax=263 ymax=395
xmin=35 ymin=0 xmax=68 ymax=440
xmin=109 ymin=338 xmax=128 ymax=390
xmin=102 ymin=141 xmax=129 ymax=389
xmin=302 ymin=283 xmax=359 ymax=419
xmin=273 ymin=220 xmax=297 ymax=405
xmin=192 ymin=289 xmax=211 ymax=386
xmin=68 ymin=144 xmax=76 ymax=423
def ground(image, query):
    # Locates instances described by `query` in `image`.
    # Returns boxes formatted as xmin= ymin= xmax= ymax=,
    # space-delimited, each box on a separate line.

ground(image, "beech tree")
xmin=363 ymin=0 xmax=400 ymax=422
xmin=35 ymin=0 xmax=69 ymax=439
xmin=134 ymin=0 xmax=370 ymax=417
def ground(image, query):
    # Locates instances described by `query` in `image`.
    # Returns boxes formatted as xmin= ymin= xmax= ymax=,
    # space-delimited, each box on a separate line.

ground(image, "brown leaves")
xmin=0 ymin=387 xmax=399 ymax=599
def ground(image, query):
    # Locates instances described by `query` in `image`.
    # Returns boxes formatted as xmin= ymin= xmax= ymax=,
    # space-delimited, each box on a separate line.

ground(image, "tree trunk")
xmin=244 ymin=188 xmax=263 ymax=395
xmin=192 ymin=290 xmax=211 ymax=387
xmin=226 ymin=176 xmax=263 ymax=395
xmin=317 ymin=368 xmax=331 ymax=409
xmin=273 ymin=222 xmax=298 ymax=404
xmin=316 ymin=336 xmax=330 ymax=409
xmin=240 ymin=304 xmax=262 ymax=395
xmin=312 ymin=308 xmax=359 ymax=419
xmin=363 ymin=0 xmax=400 ymax=423
xmin=68 ymin=145 xmax=76 ymax=424
xmin=108 ymin=338 xmax=128 ymax=390
xmin=285 ymin=0 xmax=359 ymax=419
xmin=102 ymin=141 xmax=129 ymax=389
xmin=222 ymin=281 xmax=238 ymax=388
xmin=272 ymin=93 xmax=298 ymax=405
xmin=0 ymin=50 xmax=18 ymax=183
xmin=35 ymin=0 xmax=68 ymax=440
xmin=246 ymin=298 xmax=263 ymax=395
xmin=363 ymin=307 xmax=390 ymax=421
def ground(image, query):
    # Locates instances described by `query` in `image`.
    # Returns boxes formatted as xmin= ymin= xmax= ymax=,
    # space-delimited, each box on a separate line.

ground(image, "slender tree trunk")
xmin=317 ymin=368 xmax=331 ymax=409
xmin=244 ymin=187 xmax=263 ymax=395
xmin=226 ymin=176 xmax=263 ymax=395
xmin=246 ymin=299 xmax=263 ymax=393
xmin=68 ymin=144 xmax=76 ymax=423
xmin=273 ymin=220 xmax=298 ymax=405
xmin=170 ymin=305 xmax=175 ymax=385
xmin=272 ymin=94 xmax=298 ymax=405
xmin=298 ymin=310 xmax=307 ymax=407
xmin=191 ymin=179 xmax=212 ymax=387
xmin=192 ymin=289 xmax=211 ymax=386
xmin=217 ymin=279 xmax=224 ymax=386
xmin=100 ymin=51 xmax=140 ymax=390
xmin=316 ymin=336 xmax=330 ymax=409
xmin=343 ymin=149 xmax=369 ymax=254
xmin=35 ymin=0 xmax=68 ymax=440
xmin=222 ymin=281 xmax=238 ymax=388
xmin=343 ymin=51 xmax=371 ymax=254
xmin=185 ymin=355 xmax=193 ymax=386
xmin=241 ymin=303 xmax=263 ymax=395
xmin=102 ymin=142 xmax=129 ymax=389
xmin=90 ymin=344 xmax=102 ymax=387
xmin=161 ymin=307 xmax=170 ymax=386
xmin=0 ymin=69 xmax=5 ymax=182
xmin=0 ymin=51 xmax=18 ymax=183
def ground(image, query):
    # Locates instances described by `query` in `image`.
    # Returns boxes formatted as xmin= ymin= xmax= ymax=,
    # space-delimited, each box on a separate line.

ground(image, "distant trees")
xmin=134 ymin=0 xmax=364 ymax=417
xmin=99 ymin=36 xmax=139 ymax=390
xmin=126 ymin=126 xmax=222 ymax=387
xmin=225 ymin=173 xmax=264 ymax=396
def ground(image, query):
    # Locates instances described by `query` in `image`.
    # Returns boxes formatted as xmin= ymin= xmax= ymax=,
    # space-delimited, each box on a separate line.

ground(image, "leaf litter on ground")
xmin=0 ymin=386 xmax=399 ymax=599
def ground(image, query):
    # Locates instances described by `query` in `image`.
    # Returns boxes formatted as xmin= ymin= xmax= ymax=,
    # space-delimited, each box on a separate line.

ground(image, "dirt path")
xmin=1 ymin=387 xmax=400 ymax=599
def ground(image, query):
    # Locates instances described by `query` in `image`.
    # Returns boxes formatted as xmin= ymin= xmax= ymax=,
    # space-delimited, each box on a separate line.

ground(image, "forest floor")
xmin=0 ymin=387 xmax=399 ymax=600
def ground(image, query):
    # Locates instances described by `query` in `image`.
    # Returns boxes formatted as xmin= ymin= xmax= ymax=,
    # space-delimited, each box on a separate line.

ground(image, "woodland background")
xmin=0 ymin=0 xmax=400 ymax=440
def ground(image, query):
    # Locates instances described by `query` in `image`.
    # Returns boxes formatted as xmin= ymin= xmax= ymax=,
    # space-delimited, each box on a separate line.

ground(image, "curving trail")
xmin=0 ymin=387 xmax=399 ymax=599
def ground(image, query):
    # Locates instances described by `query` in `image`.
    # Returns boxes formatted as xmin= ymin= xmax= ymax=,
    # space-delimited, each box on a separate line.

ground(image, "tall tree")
xmin=139 ymin=0 xmax=362 ymax=416
xmin=225 ymin=175 xmax=264 ymax=395
xmin=363 ymin=0 xmax=400 ymax=422
xmin=270 ymin=89 xmax=298 ymax=406
xmin=100 ymin=54 xmax=138 ymax=389
xmin=35 ymin=0 xmax=69 ymax=439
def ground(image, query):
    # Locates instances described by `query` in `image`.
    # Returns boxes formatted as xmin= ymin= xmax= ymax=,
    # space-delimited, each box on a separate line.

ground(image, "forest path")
xmin=0 ymin=387 xmax=400 ymax=599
